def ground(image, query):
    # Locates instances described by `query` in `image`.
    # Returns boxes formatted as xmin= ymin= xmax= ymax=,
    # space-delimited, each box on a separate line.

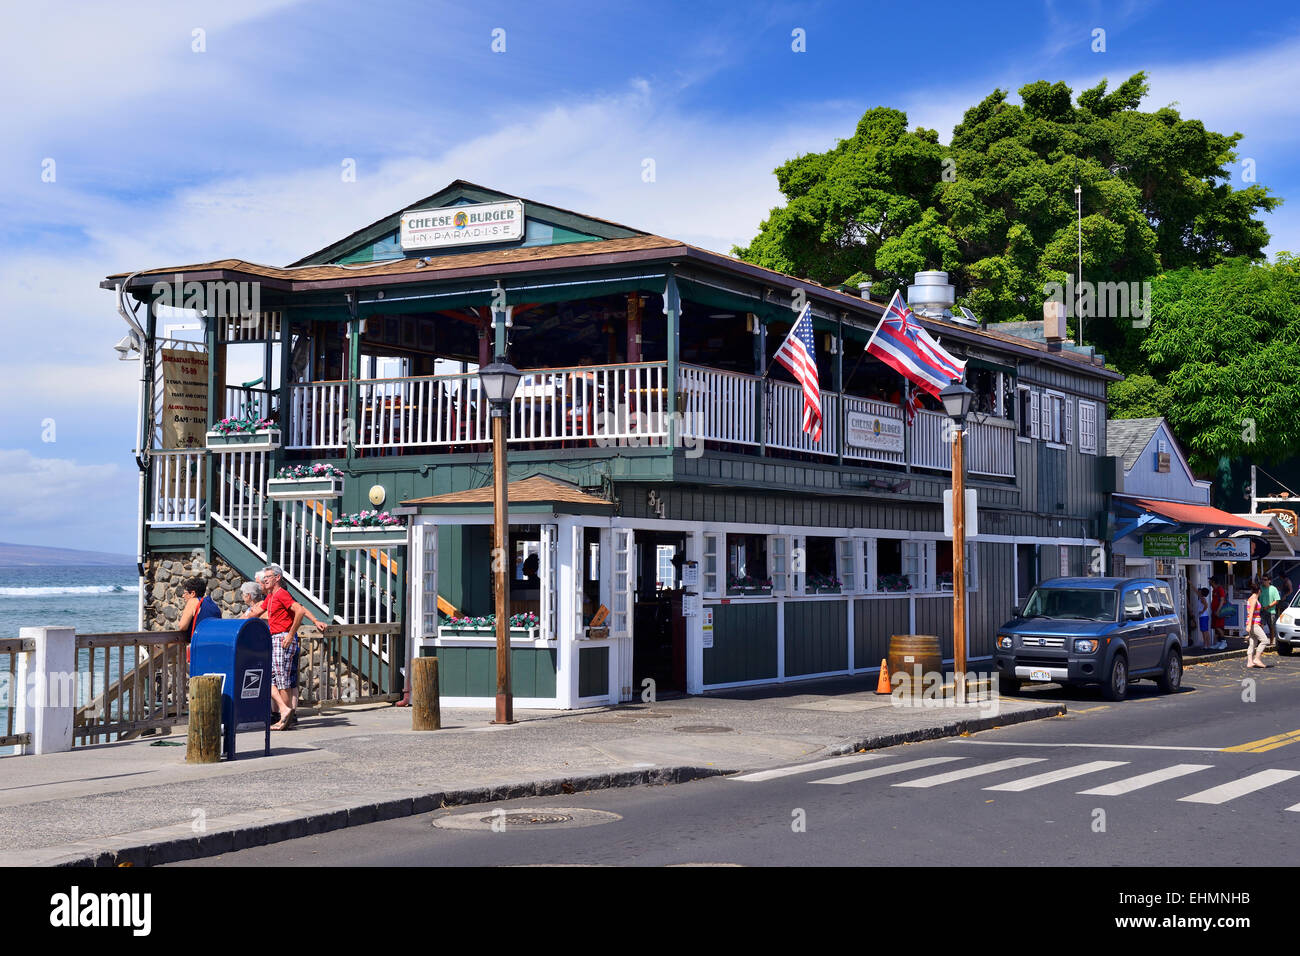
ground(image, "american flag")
xmin=773 ymin=304 xmax=822 ymax=441
xmin=866 ymin=291 xmax=966 ymax=399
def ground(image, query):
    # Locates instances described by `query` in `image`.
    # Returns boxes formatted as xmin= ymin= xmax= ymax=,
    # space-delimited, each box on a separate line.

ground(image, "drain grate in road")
xmin=484 ymin=812 xmax=573 ymax=826
xmin=673 ymin=724 xmax=734 ymax=734
xmin=433 ymin=807 xmax=622 ymax=831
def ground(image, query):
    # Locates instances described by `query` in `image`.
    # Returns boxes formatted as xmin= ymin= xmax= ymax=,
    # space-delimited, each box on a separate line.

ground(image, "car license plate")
xmin=1030 ymin=669 xmax=1052 ymax=682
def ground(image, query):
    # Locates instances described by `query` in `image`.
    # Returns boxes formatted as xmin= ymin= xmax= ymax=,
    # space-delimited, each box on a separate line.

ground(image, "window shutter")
xmin=1064 ymin=397 xmax=1075 ymax=446
xmin=1041 ymin=393 xmax=1054 ymax=442
xmin=702 ymin=533 xmax=721 ymax=598
xmin=1079 ymin=401 xmax=1098 ymax=455
xmin=1029 ymin=389 xmax=1041 ymax=439
xmin=837 ymin=537 xmax=857 ymax=594
xmin=768 ymin=534 xmax=789 ymax=595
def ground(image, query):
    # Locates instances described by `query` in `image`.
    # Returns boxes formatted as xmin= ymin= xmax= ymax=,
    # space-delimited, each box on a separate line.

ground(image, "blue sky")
xmin=1 ymin=0 xmax=1297 ymax=553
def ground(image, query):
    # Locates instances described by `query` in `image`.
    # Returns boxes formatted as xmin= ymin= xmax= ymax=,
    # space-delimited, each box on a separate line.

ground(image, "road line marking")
xmin=893 ymin=757 xmax=1046 ymax=789
xmin=729 ymin=754 xmax=883 ymax=782
xmin=1286 ymin=802 xmax=1300 ymax=812
xmin=1177 ymin=769 xmax=1300 ymax=805
xmin=984 ymin=760 xmax=1129 ymax=792
xmin=809 ymin=757 xmax=965 ymax=785
xmin=1223 ymin=728 xmax=1300 ymax=753
xmin=949 ymin=740 xmax=1224 ymax=752
xmin=1072 ymin=706 xmax=1109 ymax=713
xmin=1078 ymin=764 xmax=1214 ymax=796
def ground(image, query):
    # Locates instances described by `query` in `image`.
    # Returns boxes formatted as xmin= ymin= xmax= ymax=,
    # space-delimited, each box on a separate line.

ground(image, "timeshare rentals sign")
xmin=400 ymin=200 xmax=524 ymax=250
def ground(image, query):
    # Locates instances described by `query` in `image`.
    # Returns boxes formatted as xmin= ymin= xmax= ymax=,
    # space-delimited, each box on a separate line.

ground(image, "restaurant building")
xmin=104 ymin=181 xmax=1120 ymax=708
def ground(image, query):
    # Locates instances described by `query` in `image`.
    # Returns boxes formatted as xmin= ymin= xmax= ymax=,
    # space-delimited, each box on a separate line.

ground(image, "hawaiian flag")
xmin=866 ymin=291 xmax=966 ymax=399
xmin=773 ymin=304 xmax=823 ymax=441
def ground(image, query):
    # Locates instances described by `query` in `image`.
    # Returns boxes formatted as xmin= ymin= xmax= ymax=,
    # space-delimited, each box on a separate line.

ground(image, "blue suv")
xmin=993 ymin=577 xmax=1184 ymax=700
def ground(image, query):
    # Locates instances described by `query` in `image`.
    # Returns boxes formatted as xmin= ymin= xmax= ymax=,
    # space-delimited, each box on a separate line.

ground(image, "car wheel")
xmin=1278 ymin=642 xmax=1294 ymax=657
xmin=1156 ymin=646 xmax=1182 ymax=693
xmin=1102 ymin=652 xmax=1128 ymax=701
xmin=999 ymin=675 xmax=1022 ymax=696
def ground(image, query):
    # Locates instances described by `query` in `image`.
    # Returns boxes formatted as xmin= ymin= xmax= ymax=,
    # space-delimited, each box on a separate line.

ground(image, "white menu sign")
xmin=845 ymin=411 xmax=905 ymax=453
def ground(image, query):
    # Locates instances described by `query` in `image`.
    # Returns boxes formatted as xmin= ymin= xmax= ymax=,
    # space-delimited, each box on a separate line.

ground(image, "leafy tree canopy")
xmin=735 ymin=73 xmax=1279 ymax=368
xmin=1133 ymin=255 xmax=1300 ymax=472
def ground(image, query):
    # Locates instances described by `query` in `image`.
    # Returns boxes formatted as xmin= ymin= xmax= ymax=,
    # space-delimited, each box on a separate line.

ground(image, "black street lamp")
xmin=478 ymin=357 xmax=522 ymax=723
xmin=939 ymin=379 xmax=974 ymax=695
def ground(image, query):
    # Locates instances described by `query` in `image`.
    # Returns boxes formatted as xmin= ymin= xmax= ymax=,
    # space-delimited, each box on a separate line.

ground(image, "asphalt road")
xmin=178 ymin=656 xmax=1300 ymax=867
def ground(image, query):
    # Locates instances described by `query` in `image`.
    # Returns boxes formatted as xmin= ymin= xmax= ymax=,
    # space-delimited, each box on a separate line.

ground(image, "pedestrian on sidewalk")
xmin=262 ymin=565 xmax=323 ymax=730
xmin=1261 ymin=575 xmax=1281 ymax=647
xmin=239 ymin=580 xmax=266 ymax=619
xmin=177 ymin=577 xmax=221 ymax=663
xmin=1211 ymin=578 xmax=1228 ymax=649
xmin=1245 ymin=582 xmax=1269 ymax=669
xmin=1196 ymin=587 xmax=1212 ymax=649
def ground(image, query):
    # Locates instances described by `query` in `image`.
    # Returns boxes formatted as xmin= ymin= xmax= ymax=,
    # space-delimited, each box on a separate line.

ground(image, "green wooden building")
xmin=103 ymin=181 xmax=1120 ymax=708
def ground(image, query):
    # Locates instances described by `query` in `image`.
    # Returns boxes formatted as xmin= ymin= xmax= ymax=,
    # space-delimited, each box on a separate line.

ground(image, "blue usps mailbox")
xmin=191 ymin=617 xmax=272 ymax=759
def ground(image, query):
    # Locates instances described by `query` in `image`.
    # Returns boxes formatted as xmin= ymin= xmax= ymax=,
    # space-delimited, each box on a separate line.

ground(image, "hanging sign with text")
xmin=845 ymin=411 xmax=905 ymax=453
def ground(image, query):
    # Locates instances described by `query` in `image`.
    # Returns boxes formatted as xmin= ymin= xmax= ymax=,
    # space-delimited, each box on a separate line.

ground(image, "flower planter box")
xmin=808 ymin=586 xmax=842 ymax=595
xmin=438 ymin=626 xmax=541 ymax=640
xmin=206 ymin=428 xmax=280 ymax=451
xmin=331 ymin=525 xmax=408 ymax=549
xmin=584 ymin=626 xmax=610 ymax=641
xmin=267 ymin=476 xmax=343 ymax=501
xmin=726 ymin=587 xmax=773 ymax=597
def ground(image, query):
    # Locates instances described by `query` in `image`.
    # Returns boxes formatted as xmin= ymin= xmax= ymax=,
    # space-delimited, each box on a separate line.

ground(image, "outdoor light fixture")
xmin=939 ymin=380 xmax=974 ymax=424
xmin=478 ymin=358 xmax=522 ymax=414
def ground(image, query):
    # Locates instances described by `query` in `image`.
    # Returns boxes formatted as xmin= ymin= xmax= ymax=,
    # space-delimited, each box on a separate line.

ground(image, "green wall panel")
xmin=579 ymin=645 xmax=610 ymax=698
xmin=421 ymin=646 xmax=556 ymax=698
xmin=784 ymin=600 xmax=848 ymax=676
xmin=703 ymin=602 xmax=778 ymax=685
xmin=853 ymin=598 xmax=909 ymax=667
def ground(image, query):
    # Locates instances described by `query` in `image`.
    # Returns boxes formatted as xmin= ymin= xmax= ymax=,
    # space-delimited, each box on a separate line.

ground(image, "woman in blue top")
xmin=178 ymin=577 xmax=222 ymax=662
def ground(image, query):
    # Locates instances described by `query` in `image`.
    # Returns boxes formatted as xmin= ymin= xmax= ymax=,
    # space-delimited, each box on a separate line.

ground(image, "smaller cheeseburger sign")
xmin=400 ymin=200 xmax=524 ymax=250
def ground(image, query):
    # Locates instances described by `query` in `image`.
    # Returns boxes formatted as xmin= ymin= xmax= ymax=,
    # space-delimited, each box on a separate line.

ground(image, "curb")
xmin=1183 ymin=648 xmax=1248 ymax=666
xmin=826 ymin=702 xmax=1066 ymax=756
xmin=4 ymin=766 xmax=726 ymax=868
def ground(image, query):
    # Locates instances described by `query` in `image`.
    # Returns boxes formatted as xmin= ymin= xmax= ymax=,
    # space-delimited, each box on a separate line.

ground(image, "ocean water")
xmin=1 ymin=565 xmax=141 ymax=755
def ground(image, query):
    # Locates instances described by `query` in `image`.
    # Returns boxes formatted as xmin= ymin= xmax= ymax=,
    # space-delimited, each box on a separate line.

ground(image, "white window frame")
xmin=935 ymin=540 xmax=979 ymax=593
xmin=702 ymin=533 xmax=721 ymax=598
xmin=1018 ymin=386 xmax=1041 ymax=441
xmin=1064 ymin=396 xmax=1075 ymax=447
xmin=1079 ymin=400 xmax=1098 ymax=455
xmin=837 ymin=537 xmax=860 ymax=594
xmin=768 ymin=534 xmax=791 ymax=595
xmin=861 ymin=537 xmax=878 ymax=594
xmin=902 ymin=539 xmax=930 ymax=592
xmin=1043 ymin=390 xmax=1066 ymax=447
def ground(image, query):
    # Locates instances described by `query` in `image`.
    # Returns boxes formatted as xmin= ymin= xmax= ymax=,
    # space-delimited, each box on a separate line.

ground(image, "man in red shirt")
xmin=261 ymin=565 xmax=321 ymax=729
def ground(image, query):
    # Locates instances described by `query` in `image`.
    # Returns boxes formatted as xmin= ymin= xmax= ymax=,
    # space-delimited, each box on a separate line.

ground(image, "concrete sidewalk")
xmin=0 ymin=677 xmax=1063 ymax=867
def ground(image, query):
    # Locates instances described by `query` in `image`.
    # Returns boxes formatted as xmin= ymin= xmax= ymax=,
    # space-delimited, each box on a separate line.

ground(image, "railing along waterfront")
xmin=75 ymin=631 xmax=190 ymax=745
xmin=147 ymin=449 xmax=206 ymax=525
xmin=1 ymin=637 xmax=34 ymax=750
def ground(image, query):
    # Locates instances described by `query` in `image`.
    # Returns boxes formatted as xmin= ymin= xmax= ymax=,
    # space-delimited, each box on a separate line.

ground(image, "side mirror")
xmin=1010 ymin=606 xmax=1021 ymax=620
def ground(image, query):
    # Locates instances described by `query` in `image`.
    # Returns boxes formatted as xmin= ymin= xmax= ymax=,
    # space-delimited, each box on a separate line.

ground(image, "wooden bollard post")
xmin=186 ymin=674 xmax=223 ymax=763
xmin=411 ymin=657 xmax=441 ymax=731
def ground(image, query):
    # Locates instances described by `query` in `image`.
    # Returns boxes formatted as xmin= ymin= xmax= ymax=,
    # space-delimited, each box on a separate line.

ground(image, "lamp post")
xmin=940 ymin=379 xmax=974 ymax=698
xmin=479 ymin=357 xmax=522 ymax=724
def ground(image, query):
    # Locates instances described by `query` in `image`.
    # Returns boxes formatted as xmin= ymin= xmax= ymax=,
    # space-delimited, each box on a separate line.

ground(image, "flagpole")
xmin=863 ymin=290 xmax=900 ymax=357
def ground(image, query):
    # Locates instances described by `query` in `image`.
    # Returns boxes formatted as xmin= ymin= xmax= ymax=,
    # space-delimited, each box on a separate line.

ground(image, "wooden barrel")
xmin=887 ymin=634 xmax=943 ymax=697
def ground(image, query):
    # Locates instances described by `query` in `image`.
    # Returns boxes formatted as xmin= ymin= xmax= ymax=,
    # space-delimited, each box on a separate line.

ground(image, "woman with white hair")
xmin=240 ymin=579 xmax=266 ymax=619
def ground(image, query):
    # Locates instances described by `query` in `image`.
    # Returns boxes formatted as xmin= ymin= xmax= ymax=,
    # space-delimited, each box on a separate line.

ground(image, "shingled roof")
xmin=403 ymin=475 xmax=612 ymax=511
xmin=1108 ymin=417 xmax=1165 ymax=471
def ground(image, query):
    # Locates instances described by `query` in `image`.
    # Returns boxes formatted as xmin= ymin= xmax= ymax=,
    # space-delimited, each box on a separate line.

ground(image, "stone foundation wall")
xmin=142 ymin=550 xmax=383 ymax=703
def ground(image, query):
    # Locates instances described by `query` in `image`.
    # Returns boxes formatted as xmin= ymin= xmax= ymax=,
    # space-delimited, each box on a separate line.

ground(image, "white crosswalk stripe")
xmin=893 ymin=757 xmax=1046 ymax=788
xmin=1078 ymin=764 xmax=1214 ymax=796
xmin=1286 ymin=802 xmax=1300 ymax=812
xmin=1177 ymin=769 xmax=1300 ymax=805
xmin=810 ymin=756 xmax=966 ymax=785
xmin=729 ymin=754 xmax=883 ymax=783
xmin=984 ymin=760 xmax=1129 ymax=792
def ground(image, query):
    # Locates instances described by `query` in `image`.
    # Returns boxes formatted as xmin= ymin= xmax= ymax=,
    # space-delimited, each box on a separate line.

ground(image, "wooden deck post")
xmin=411 ymin=656 xmax=441 ymax=730
xmin=186 ymin=674 xmax=223 ymax=763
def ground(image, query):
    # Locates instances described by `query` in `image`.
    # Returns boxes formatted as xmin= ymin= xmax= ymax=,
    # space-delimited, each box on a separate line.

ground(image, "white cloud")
xmin=0 ymin=450 xmax=129 ymax=533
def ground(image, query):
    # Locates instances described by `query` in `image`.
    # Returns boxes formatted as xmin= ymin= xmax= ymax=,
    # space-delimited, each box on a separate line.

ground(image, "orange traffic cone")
xmin=875 ymin=658 xmax=891 ymax=694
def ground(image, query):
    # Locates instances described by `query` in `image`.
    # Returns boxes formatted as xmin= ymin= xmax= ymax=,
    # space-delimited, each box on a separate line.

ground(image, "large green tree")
xmin=1135 ymin=255 xmax=1300 ymax=473
xmin=736 ymin=73 xmax=1278 ymax=369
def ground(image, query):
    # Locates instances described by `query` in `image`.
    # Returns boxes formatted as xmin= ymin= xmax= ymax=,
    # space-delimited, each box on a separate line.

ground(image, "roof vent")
xmin=907 ymin=271 xmax=955 ymax=318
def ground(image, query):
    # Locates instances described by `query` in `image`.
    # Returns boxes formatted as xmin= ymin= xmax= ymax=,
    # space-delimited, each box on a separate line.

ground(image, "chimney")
xmin=1043 ymin=300 xmax=1068 ymax=343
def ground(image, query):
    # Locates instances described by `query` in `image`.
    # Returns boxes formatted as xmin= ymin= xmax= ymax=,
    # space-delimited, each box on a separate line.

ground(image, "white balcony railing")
xmin=278 ymin=361 xmax=1016 ymax=479
xmin=147 ymin=450 xmax=205 ymax=525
